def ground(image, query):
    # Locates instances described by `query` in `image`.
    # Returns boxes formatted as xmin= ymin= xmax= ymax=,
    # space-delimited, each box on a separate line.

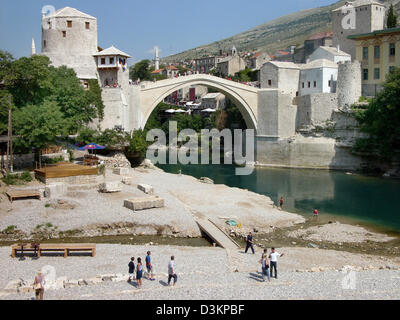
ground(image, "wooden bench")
xmin=11 ymin=243 xmax=96 ymax=258
xmin=6 ymin=190 xmax=41 ymax=203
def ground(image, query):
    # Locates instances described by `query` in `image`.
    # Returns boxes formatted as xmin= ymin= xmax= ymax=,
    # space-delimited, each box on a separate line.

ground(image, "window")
xmin=362 ymin=47 xmax=368 ymax=60
xmin=390 ymin=43 xmax=396 ymax=56
xmin=374 ymin=68 xmax=380 ymax=80
xmin=101 ymin=58 xmax=106 ymax=65
xmin=268 ymin=80 xmax=272 ymax=86
xmin=62 ymin=31 xmax=66 ymax=38
xmin=313 ymin=81 xmax=317 ymax=88
xmin=363 ymin=68 xmax=369 ymax=80
xmin=67 ymin=20 xmax=72 ymax=28
xmin=302 ymin=82 xmax=304 ymax=88
xmin=374 ymin=45 xmax=380 ymax=59
xmin=109 ymin=57 xmax=114 ymax=64
xmin=86 ymin=22 xmax=90 ymax=29
xmin=389 ymin=66 xmax=395 ymax=73
xmin=48 ymin=21 xmax=52 ymax=29
xmin=328 ymin=80 xmax=331 ymax=87
xmin=308 ymin=81 xmax=311 ymax=88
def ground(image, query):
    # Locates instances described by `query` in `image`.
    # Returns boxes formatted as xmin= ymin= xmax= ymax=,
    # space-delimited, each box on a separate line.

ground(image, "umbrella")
xmin=165 ymin=109 xmax=176 ymax=113
xmin=78 ymin=143 xmax=105 ymax=151
xmin=175 ymin=109 xmax=186 ymax=113
xmin=201 ymin=108 xmax=216 ymax=113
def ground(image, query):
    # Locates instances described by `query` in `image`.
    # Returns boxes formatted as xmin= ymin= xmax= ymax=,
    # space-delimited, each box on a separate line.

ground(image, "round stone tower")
xmin=336 ymin=60 xmax=362 ymax=109
xmin=41 ymin=7 xmax=98 ymax=80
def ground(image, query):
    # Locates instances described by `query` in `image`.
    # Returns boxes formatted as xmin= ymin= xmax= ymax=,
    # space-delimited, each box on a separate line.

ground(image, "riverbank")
xmin=0 ymin=166 xmax=305 ymax=240
xmin=1 ymin=244 xmax=399 ymax=300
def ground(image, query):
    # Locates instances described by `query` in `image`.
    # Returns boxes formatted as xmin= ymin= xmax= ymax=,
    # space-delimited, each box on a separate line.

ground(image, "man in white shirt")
xmin=168 ymin=256 xmax=177 ymax=286
xmin=269 ymin=248 xmax=284 ymax=279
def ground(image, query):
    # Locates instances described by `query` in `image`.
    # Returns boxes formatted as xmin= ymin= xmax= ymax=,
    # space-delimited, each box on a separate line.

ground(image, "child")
xmin=128 ymin=257 xmax=135 ymax=283
xmin=136 ymin=257 xmax=143 ymax=289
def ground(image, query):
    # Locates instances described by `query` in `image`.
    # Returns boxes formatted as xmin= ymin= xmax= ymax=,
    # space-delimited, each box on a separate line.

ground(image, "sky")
xmin=0 ymin=0 xmax=336 ymax=63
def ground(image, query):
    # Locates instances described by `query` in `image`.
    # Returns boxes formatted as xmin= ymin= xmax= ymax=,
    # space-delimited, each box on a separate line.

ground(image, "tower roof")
xmin=46 ymin=7 xmax=97 ymax=20
xmin=93 ymin=46 xmax=132 ymax=58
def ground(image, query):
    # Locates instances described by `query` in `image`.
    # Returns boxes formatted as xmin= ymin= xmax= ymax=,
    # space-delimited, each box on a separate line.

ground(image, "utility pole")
xmin=6 ymin=94 xmax=13 ymax=174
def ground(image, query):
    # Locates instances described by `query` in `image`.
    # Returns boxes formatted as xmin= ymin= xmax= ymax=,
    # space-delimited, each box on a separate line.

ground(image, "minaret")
xmin=31 ymin=38 xmax=36 ymax=56
xmin=154 ymin=46 xmax=160 ymax=70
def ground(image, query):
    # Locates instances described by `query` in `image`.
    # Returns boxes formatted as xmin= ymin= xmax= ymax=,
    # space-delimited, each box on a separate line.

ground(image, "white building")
xmin=299 ymin=59 xmax=338 ymax=96
xmin=309 ymin=46 xmax=351 ymax=64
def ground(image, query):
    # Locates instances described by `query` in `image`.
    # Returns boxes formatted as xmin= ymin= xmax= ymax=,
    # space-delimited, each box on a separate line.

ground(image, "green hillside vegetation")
xmin=163 ymin=0 xmax=400 ymax=63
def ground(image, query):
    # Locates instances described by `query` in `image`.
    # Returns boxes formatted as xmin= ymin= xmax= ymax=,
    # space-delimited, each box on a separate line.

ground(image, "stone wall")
xmin=36 ymin=174 xmax=102 ymax=185
xmin=97 ymin=151 xmax=131 ymax=169
xmin=296 ymin=93 xmax=337 ymax=129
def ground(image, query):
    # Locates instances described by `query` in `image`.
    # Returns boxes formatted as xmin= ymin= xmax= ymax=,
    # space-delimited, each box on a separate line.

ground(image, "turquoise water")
xmin=157 ymin=163 xmax=400 ymax=233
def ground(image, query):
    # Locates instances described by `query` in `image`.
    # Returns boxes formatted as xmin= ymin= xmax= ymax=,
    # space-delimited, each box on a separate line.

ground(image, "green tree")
xmin=3 ymin=55 xmax=53 ymax=107
xmin=13 ymin=101 xmax=67 ymax=152
xmin=354 ymin=68 xmax=400 ymax=159
xmin=127 ymin=129 xmax=150 ymax=157
xmin=0 ymin=91 xmax=12 ymax=135
xmin=387 ymin=4 xmax=398 ymax=29
xmin=76 ymin=127 xmax=100 ymax=145
xmin=0 ymin=50 xmax=14 ymax=81
xmin=129 ymin=59 xmax=152 ymax=81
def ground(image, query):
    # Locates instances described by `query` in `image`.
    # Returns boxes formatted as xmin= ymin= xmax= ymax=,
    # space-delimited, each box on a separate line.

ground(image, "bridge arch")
xmin=138 ymin=74 xmax=259 ymax=130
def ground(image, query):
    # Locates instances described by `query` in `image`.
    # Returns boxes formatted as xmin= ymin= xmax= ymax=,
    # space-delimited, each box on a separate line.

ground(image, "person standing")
xmin=168 ymin=256 xmax=177 ymax=286
xmin=260 ymin=249 xmax=270 ymax=282
xmin=136 ymin=257 xmax=143 ymax=289
xmin=128 ymin=257 xmax=135 ymax=283
xmin=33 ymin=270 xmax=45 ymax=300
xmin=313 ymin=209 xmax=319 ymax=218
xmin=269 ymin=248 xmax=284 ymax=279
xmin=279 ymin=197 xmax=284 ymax=209
xmin=145 ymin=251 xmax=155 ymax=281
xmin=245 ymin=232 xmax=255 ymax=254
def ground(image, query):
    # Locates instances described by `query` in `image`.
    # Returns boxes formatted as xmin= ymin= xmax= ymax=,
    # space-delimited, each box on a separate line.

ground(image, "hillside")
xmin=163 ymin=0 xmax=399 ymax=62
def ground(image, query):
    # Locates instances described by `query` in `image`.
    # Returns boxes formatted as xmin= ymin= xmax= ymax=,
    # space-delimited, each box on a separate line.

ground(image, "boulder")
xmin=99 ymin=181 xmax=122 ymax=193
xmin=124 ymin=196 xmax=165 ymax=211
xmin=113 ymin=168 xmax=130 ymax=175
xmin=137 ymin=184 xmax=154 ymax=195
xmin=122 ymin=176 xmax=133 ymax=185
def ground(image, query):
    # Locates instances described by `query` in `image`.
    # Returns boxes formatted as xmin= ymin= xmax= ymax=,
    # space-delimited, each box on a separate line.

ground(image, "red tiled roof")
xmin=278 ymin=51 xmax=290 ymax=56
xmin=307 ymin=31 xmax=333 ymax=41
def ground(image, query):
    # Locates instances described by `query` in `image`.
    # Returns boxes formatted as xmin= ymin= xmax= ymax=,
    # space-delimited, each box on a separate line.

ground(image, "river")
xmin=157 ymin=163 xmax=400 ymax=233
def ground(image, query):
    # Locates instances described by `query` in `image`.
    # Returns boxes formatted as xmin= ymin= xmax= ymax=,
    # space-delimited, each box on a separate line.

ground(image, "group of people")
xmin=128 ymin=252 xmax=178 ymax=289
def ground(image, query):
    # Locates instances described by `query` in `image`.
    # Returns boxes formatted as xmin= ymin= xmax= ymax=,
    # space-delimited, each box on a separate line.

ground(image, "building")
xmin=304 ymin=32 xmax=333 ymax=62
xmin=94 ymin=46 xmax=131 ymax=88
xmin=247 ymin=52 xmax=271 ymax=70
xmin=260 ymin=61 xmax=301 ymax=97
xmin=200 ymin=93 xmax=226 ymax=110
xmin=332 ymin=0 xmax=386 ymax=59
xmin=349 ymin=26 xmax=400 ymax=96
xmin=41 ymin=7 xmax=99 ymax=82
xmin=151 ymin=65 xmax=179 ymax=79
xmin=299 ymin=59 xmax=338 ymax=96
xmin=195 ymin=56 xmax=224 ymax=74
xmin=308 ymin=46 xmax=351 ymax=64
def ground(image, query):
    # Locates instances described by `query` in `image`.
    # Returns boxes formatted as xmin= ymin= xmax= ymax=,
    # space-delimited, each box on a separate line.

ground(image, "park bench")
xmin=11 ymin=243 xmax=96 ymax=258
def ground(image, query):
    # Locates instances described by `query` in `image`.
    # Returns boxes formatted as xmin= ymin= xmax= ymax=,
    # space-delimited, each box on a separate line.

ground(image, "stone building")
xmin=349 ymin=26 xmax=400 ymax=96
xmin=247 ymin=52 xmax=271 ymax=70
xmin=195 ymin=56 xmax=224 ymax=74
xmin=303 ymin=32 xmax=334 ymax=62
xmin=200 ymin=93 xmax=226 ymax=110
xmin=308 ymin=46 xmax=351 ymax=64
xmin=332 ymin=0 xmax=386 ymax=59
xmin=151 ymin=65 xmax=179 ymax=79
xmin=260 ymin=61 xmax=301 ymax=97
xmin=41 ymin=7 xmax=99 ymax=84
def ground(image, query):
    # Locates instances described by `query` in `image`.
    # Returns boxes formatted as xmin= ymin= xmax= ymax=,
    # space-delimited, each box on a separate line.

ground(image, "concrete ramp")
xmin=194 ymin=217 xmax=240 ymax=250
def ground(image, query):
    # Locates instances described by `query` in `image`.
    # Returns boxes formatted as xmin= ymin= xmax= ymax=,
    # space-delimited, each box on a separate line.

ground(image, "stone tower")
xmin=337 ymin=60 xmax=362 ymax=108
xmin=41 ymin=7 xmax=98 ymax=80
xmin=332 ymin=0 xmax=386 ymax=59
